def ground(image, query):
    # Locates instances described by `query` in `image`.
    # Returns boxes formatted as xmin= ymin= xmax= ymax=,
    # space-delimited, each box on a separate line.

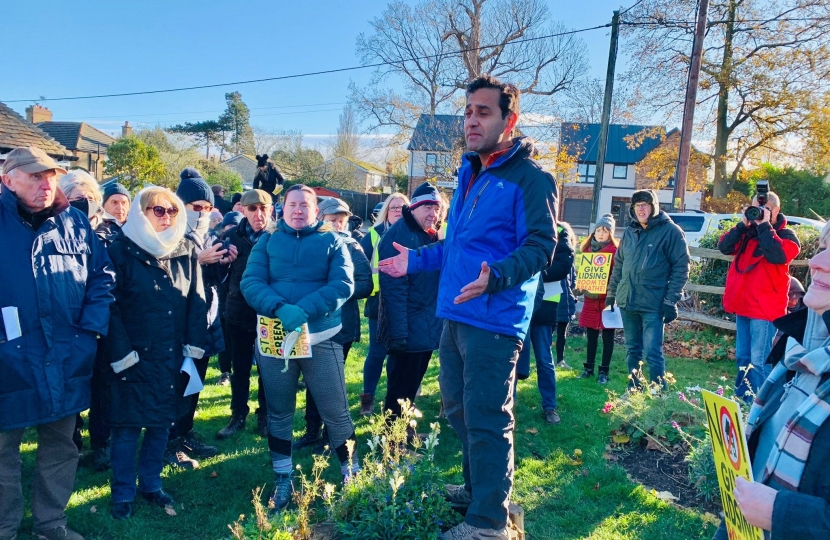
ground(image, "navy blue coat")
xmin=532 ymin=225 xmax=575 ymax=327
xmin=0 ymin=187 xmax=115 ymax=430
xmin=378 ymin=208 xmax=442 ymax=353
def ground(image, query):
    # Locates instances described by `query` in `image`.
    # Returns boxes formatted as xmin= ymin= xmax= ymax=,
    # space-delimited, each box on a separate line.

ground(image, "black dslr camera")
xmin=744 ymin=180 xmax=770 ymax=222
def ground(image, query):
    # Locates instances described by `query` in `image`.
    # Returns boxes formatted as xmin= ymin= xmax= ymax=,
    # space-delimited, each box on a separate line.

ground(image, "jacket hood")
xmin=277 ymin=219 xmax=334 ymax=236
xmin=629 ymin=189 xmax=660 ymax=219
xmin=461 ymin=136 xmax=539 ymax=171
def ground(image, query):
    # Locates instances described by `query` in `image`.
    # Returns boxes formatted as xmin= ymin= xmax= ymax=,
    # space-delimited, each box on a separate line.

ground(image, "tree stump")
xmin=508 ymin=503 xmax=525 ymax=540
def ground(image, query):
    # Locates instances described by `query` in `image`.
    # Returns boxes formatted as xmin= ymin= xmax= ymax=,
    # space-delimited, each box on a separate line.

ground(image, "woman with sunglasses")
xmin=103 ymin=186 xmax=207 ymax=520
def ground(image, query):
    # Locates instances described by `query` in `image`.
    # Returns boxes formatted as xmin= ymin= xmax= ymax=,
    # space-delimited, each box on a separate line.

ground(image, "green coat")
xmin=607 ymin=211 xmax=690 ymax=312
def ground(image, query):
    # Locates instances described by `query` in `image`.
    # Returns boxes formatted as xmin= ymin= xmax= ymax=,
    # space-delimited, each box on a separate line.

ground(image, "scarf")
xmin=186 ymin=208 xmax=211 ymax=240
xmin=245 ymin=221 xmax=267 ymax=244
xmin=591 ymin=239 xmax=610 ymax=252
xmin=121 ymin=188 xmax=187 ymax=258
xmin=747 ymin=309 xmax=830 ymax=490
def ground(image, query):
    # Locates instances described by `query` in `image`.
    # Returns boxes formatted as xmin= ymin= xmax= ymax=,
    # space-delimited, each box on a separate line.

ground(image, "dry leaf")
xmin=593 ymin=482 xmax=600 ymax=491
xmin=612 ymin=433 xmax=630 ymax=444
xmin=165 ymin=506 xmax=177 ymax=516
xmin=645 ymin=438 xmax=666 ymax=452
xmin=602 ymin=452 xmax=618 ymax=461
xmin=525 ymin=428 xmax=538 ymax=435
xmin=653 ymin=490 xmax=678 ymax=502
xmin=573 ymin=449 xmax=583 ymax=457
xmin=568 ymin=458 xmax=583 ymax=466
xmin=89 ymin=505 xmax=97 ymax=513
xmin=210 ymin=471 xmax=218 ymax=478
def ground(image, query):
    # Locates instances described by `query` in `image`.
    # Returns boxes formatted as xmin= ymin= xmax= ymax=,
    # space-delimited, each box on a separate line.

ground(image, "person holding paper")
xmin=606 ymin=189 xmax=689 ymax=391
xmin=241 ymin=184 xmax=356 ymax=512
xmin=713 ymin=221 xmax=830 ymax=539
xmin=576 ymin=214 xmax=619 ymax=385
xmin=0 ymin=147 xmax=115 ymax=540
xmin=515 ymin=222 xmax=575 ymax=425
xmin=103 ymin=186 xmax=207 ymax=520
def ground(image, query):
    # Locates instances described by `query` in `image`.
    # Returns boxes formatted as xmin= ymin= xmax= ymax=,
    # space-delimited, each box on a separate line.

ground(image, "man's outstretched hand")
xmin=377 ymin=242 xmax=409 ymax=277
xmin=454 ymin=262 xmax=491 ymax=304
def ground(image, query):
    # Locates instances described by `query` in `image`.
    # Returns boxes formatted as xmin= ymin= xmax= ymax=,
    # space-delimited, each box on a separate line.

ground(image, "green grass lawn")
xmin=15 ymin=328 xmax=732 ymax=539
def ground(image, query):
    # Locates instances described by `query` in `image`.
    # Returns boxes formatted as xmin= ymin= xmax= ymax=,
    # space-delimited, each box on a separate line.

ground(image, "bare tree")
xmin=624 ymin=0 xmax=830 ymax=197
xmin=332 ymin=106 xmax=360 ymax=159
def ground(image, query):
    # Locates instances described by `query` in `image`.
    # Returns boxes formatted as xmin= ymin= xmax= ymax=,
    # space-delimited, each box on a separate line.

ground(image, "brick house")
xmin=33 ymin=105 xmax=116 ymax=181
xmin=0 ymin=102 xmax=76 ymax=170
xmin=559 ymin=123 xmax=706 ymax=228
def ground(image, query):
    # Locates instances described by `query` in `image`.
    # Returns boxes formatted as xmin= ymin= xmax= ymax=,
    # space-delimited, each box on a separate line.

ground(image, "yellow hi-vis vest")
xmin=370 ymin=226 xmax=381 ymax=296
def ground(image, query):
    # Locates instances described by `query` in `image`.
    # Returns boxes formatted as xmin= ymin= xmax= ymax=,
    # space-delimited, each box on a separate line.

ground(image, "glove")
xmin=276 ymin=304 xmax=309 ymax=332
xmin=387 ymin=339 xmax=407 ymax=354
xmin=662 ymin=303 xmax=678 ymax=324
xmin=605 ymin=296 xmax=616 ymax=311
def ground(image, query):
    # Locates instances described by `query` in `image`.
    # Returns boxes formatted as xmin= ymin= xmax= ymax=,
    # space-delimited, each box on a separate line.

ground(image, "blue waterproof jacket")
xmin=0 ymin=187 xmax=115 ymax=430
xmin=408 ymin=138 xmax=558 ymax=340
xmin=241 ymin=220 xmax=354 ymax=335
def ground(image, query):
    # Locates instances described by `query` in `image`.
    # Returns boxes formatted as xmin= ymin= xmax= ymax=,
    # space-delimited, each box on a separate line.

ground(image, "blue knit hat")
xmin=102 ymin=182 xmax=131 ymax=204
xmin=220 ymin=211 xmax=243 ymax=229
xmin=176 ymin=168 xmax=214 ymax=206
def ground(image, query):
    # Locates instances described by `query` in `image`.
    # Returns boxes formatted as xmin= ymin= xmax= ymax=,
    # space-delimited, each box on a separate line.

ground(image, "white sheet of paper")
xmin=543 ymin=281 xmax=563 ymax=299
xmin=180 ymin=357 xmax=204 ymax=397
xmin=2 ymin=307 xmax=22 ymax=341
xmin=601 ymin=306 xmax=624 ymax=329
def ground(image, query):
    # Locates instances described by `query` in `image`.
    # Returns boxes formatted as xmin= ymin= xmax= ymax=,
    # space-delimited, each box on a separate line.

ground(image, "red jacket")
xmin=719 ymin=217 xmax=800 ymax=322
xmin=578 ymin=242 xmax=617 ymax=330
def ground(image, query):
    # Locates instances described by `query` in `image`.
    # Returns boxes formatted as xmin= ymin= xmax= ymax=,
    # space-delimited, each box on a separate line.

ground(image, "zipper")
xmin=468 ymin=179 xmax=492 ymax=219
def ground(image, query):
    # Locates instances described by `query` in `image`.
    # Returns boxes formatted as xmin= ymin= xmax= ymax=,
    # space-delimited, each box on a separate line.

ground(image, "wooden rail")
xmin=689 ymin=247 xmax=809 ymax=267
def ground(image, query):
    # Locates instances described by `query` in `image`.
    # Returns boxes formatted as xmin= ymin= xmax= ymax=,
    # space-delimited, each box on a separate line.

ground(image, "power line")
xmin=63 ymin=102 xmax=346 ymax=120
xmin=619 ymin=0 xmax=645 ymax=16
xmin=3 ymin=24 xmax=611 ymax=104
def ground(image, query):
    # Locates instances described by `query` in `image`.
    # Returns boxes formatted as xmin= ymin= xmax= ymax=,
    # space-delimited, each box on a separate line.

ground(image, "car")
xmin=372 ymin=202 xmax=384 ymax=222
xmin=667 ymin=212 xmax=824 ymax=247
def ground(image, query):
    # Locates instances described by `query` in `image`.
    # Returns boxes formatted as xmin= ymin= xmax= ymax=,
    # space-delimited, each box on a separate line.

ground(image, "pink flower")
xmin=602 ymin=403 xmax=615 ymax=414
xmin=716 ymin=386 xmax=724 ymax=396
xmin=672 ymin=421 xmax=679 ymax=429
xmin=678 ymin=392 xmax=687 ymax=402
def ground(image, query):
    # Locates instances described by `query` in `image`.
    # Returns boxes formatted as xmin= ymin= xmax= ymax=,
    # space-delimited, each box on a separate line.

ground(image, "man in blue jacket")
xmin=379 ymin=75 xmax=558 ymax=540
xmin=0 ymin=147 xmax=115 ymax=540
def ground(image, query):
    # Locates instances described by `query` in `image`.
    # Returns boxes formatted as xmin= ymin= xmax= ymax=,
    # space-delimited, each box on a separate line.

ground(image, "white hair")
xmin=59 ymin=169 xmax=102 ymax=205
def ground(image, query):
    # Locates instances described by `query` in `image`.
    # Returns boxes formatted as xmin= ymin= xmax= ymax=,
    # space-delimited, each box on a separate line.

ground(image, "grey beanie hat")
xmin=593 ymin=213 xmax=616 ymax=236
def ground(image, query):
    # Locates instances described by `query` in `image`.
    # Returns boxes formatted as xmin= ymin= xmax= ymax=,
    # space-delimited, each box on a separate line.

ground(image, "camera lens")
xmin=744 ymin=206 xmax=762 ymax=221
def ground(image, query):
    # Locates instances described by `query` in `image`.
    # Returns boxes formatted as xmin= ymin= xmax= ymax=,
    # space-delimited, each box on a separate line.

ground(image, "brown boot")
xmin=359 ymin=394 xmax=374 ymax=416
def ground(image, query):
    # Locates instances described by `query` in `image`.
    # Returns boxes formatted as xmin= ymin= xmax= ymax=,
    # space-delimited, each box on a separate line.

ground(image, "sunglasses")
xmin=190 ymin=203 xmax=213 ymax=212
xmin=150 ymin=206 xmax=179 ymax=217
xmin=245 ymin=204 xmax=270 ymax=213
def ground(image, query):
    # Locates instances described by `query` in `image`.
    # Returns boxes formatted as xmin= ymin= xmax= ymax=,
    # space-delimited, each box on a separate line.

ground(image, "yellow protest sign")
xmin=256 ymin=315 xmax=312 ymax=360
xmin=702 ymin=390 xmax=763 ymax=540
xmin=575 ymin=253 xmax=613 ymax=294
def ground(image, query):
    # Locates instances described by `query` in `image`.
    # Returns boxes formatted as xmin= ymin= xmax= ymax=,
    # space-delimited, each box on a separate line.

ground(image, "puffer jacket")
xmin=579 ymin=241 xmax=618 ymax=330
xmin=332 ymin=232 xmax=373 ymax=345
xmin=718 ymin=216 xmax=800 ymax=322
xmin=532 ymin=225 xmax=575 ymax=327
xmin=103 ymin=236 xmax=207 ymax=428
xmin=241 ymin=220 xmax=354 ymax=334
xmin=360 ymin=222 xmax=389 ymax=319
xmin=0 ymin=187 xmax=115 ymax=430
xmin=378 ymin=208 xmax=442 ymax=353
xmin=408 ymin=138 xmax=558 ymax=340
xmin=607 ymin=211 xmax=690 ymax=312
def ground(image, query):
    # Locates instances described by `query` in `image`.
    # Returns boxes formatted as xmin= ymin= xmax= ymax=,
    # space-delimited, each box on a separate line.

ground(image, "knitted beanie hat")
xmin=593 ymin=213 xmax=616 ymax=236
xmin=409 ymin=182 xmax=441 ymax=210
xmin=176 ymin=168 xmax=214 ymax=206
xmin=102 ymin=182 xmax=131 ymax=204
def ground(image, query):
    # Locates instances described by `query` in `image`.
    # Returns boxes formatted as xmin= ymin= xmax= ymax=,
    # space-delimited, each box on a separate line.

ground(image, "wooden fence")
xmin=679 ymin=247 xmax=809 ymax=331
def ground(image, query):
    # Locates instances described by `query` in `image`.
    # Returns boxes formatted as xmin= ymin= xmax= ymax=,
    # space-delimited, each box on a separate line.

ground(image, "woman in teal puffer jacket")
xmin=241 ymin=184 xmax=355 ymax=512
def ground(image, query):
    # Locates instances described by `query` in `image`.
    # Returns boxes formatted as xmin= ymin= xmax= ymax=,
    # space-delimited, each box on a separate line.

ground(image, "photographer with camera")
xmin=718 ymin=182 xmax=800 ymax=401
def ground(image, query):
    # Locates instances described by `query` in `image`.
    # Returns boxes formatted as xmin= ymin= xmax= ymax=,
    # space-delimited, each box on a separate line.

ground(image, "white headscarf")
xmin=122 ymin=187 xmax=187 ymax=258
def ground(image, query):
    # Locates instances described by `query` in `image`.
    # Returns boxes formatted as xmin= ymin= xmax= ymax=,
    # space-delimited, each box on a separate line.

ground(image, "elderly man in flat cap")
xmin=0 ymin=147 xmax=115 ymax=540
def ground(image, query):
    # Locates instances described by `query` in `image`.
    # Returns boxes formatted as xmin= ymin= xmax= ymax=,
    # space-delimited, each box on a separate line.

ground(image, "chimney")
xmin=121 ymin=121 xmax=133 ymax=138
xmin=25 ymin=104 xmax=53 ymax=124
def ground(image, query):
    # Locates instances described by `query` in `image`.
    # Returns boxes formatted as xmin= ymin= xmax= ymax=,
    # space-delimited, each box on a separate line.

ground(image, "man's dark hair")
xmin=466 ymin=75 xmax=521 ymax=119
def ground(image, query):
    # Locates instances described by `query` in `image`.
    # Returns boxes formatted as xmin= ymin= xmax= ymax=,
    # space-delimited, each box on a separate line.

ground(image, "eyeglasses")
xmin=245 ymin=204 xmax=270 ymax=213
xmin=150 ymin=206 xmax=179 ymax=217
xmin=389 ymin=206 xmax=403 ymax=212
xmin=634 ymin=203 xmax=651 ymax=210
xmin=190 ymin=203 xmax=213 ymax=212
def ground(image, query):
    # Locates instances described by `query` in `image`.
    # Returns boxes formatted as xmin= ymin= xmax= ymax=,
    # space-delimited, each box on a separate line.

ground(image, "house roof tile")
xmin=37 ymin=122 xmax=115 ymax=153
xmin=560 ymin=123 xmax=666 ymax=165
xmin=0 ymin=102 xmax=74 ymax=159
xmin=408 ymin=114 xmax=465 ymax=152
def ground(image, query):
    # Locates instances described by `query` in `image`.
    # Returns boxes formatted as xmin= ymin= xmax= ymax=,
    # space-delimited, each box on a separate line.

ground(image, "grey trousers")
xmin=258 ymin=339 xmax=355 ymax=461
xmin=0 ymin=414 xmax=79 ymax=536
xmin=439 ymin=320 xmax=520 ymax=530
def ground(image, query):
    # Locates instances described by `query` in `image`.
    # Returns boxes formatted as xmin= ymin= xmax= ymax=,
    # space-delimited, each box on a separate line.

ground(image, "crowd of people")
xmin=0 ymin=73 xmax=827 ymax=540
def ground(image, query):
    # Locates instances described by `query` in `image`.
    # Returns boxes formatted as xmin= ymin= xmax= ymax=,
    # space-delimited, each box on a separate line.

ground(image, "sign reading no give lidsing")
xmin=701 ymin=390 xmax=763 ymax=540
xmin=575 ymin=253 xmax=612 ymax=294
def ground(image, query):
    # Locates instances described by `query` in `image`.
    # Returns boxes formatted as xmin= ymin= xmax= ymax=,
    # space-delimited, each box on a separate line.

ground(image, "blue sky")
xmin=4 ymin=0 xmax=631 ymax=141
